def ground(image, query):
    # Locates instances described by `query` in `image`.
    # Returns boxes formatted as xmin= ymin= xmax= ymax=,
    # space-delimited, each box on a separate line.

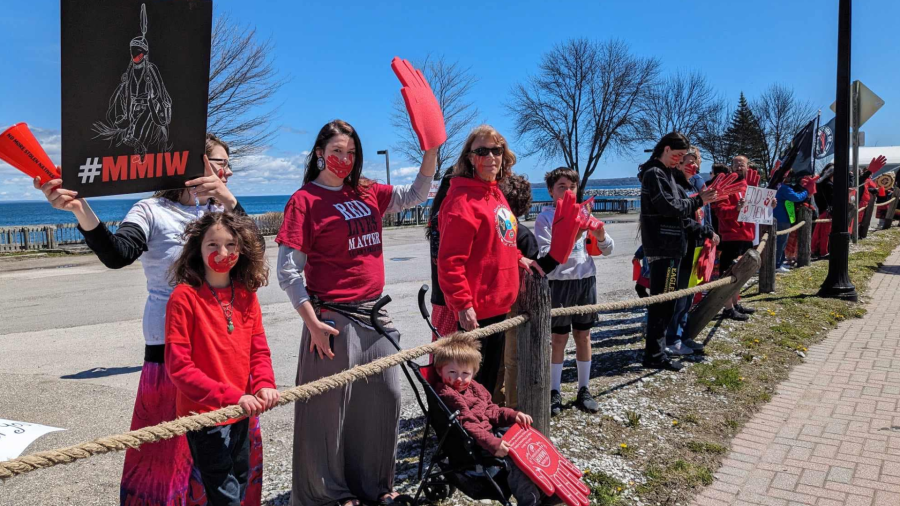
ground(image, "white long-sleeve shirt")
xmin=534 ymin=205 xmax=614 ymax=281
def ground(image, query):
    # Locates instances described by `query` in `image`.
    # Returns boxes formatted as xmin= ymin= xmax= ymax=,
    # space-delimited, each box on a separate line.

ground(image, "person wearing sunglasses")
xmin=437 ymin=125 xmax=543 ymax=397
xmin=33 ymin=133 xmax=268 ymax=506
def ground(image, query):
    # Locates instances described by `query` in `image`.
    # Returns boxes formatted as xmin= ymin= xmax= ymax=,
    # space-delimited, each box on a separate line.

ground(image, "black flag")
xmin=768 ymin=118 xmax=816 ymax=188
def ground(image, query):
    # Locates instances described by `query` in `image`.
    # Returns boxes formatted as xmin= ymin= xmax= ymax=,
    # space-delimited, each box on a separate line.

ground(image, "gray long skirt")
xmin=291 ymin=310 xmax=401 ymax=506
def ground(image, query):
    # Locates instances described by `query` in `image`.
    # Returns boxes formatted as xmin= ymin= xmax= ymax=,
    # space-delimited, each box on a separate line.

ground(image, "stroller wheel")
xmin=422 ymin=481 xmax=456 ymax=503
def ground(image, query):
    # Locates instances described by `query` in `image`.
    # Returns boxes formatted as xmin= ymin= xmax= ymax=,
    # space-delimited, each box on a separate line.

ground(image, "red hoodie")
xmin=438 ymin=176 xmax=521 ymax=320
xmin=713 ymin=179 xmax=755 ymax=242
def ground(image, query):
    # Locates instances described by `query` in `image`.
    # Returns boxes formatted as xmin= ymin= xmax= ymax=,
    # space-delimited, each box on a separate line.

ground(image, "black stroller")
xmin=370 ymin=285 xmax=513 ymax=505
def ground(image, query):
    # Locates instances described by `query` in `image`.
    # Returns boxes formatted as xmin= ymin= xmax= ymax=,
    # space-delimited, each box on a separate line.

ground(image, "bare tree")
xmin=752 ymin=84 xmax=816 ymax=173
xmin=694 ymin=102 xmax=732 ymax=165
xmin=391 ymin=55 xmax=479 ymax=176
xmin=207 ymin=14 xmax=287 ymax=159
xmin=634 ymin=71 xmax=724 ymax=143
xmin=507 ymin=38 xmax=659 ymax=199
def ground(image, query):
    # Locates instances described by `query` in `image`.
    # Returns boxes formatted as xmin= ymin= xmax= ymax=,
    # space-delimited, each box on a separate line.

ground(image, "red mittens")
xmin=391 ymin=57 xmax=447 ymax=151
xmin=745 ymin=169 xmax=760 ymax=187
xmin=868 ymin=155 xmax=887 ymax=175
xmin=503 ymin=423 xmax=591 ymax=506
xmin=549 ymin=190 xmax=581 ymax=264
xmin=696 ymin=238 xmax=716 ymax=283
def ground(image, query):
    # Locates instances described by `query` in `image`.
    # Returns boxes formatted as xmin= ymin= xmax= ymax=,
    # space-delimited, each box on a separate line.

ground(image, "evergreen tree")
xmin=723 ymin=92 xmax=768 ymax=169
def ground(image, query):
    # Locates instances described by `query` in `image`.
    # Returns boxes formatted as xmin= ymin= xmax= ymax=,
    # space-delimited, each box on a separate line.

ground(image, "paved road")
xmin=0 ymin=220 xmax=638 ymax=505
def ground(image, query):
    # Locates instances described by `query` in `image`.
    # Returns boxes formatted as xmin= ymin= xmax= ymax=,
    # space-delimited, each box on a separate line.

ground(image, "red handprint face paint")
xmin=207 ymin=252 xmax=238 ymax=273
xmin=326 ymin=154 xmax=354 ymax=179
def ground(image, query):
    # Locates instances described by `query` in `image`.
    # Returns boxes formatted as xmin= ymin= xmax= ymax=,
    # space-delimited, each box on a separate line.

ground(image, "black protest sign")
xmin=61 ymin=0 xmax=212 ymax=198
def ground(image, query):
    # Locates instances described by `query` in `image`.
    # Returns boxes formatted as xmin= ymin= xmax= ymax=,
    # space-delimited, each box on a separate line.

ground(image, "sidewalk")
xmin=692 ymin=248 xmax=900 ymax=506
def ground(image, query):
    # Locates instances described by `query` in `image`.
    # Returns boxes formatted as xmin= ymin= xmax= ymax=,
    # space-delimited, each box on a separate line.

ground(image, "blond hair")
xmin=433 ymin=335 xmax=482 ymax=373
xmin=451 ymin=125 xmax=517 ymax=181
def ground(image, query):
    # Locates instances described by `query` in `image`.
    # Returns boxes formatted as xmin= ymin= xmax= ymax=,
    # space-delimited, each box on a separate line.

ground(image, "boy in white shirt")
xmin=534 ymin=168 xmax=614 ymax=415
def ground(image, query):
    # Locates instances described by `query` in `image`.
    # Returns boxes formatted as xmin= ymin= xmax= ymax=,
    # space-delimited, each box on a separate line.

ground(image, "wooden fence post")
xmin=796 ymin=208 xmax=813 ymax=268
xmin=882 ymin=187 xmax=899 ymax=230
xmin=516 ymin=271 xmax=551 ymax=435
xmin=684 ymin=247 xmax=761 ymax=343
xmin=21 ymin=228 xmax=30 ymax=250
xmin=46 ymin=226 xmax=58 ymax=249
xmin=758 ymin=224 xmax=777 ymax=293
xmin=859 ymin=193 xmax=877 ymax=239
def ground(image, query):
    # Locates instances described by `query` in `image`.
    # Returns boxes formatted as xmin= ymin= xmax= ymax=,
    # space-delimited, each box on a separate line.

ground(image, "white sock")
xmin=551 ymin=363 xmax=563 ymax=392
xmin=577 ymin=360 xmax=591 ymax=389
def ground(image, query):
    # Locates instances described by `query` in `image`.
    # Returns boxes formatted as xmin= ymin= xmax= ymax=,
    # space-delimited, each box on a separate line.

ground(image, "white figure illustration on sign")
xmin=92 ymin=3 xmax=172 ymax=159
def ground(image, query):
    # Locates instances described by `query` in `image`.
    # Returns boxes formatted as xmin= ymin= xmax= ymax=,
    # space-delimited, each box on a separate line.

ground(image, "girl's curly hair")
xmin=169 ymin=212 xmax=268 ymax=292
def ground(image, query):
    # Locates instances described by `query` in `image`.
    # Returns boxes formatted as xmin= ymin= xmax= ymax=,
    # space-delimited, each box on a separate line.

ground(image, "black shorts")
xmin=719 ymin=241 xmax=753 ymax=274
xmin=549 ymin=277 xmax=597 ymax=334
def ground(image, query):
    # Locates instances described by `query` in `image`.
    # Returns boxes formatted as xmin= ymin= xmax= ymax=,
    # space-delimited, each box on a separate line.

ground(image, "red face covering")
xmin=133 ymin=53 xmax=145 ymax=63
xmin=207 ymin=252 xmax=238 ymax=273
xmin=683 ymin=163 xmax=699 ymax=177
xmin=326 ymin=154 xmax=354 ymax=179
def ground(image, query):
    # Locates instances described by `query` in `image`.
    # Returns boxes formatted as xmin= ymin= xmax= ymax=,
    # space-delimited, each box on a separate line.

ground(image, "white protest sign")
xmin=0 ymin=419 xmax=65 ymax=461
xmin=427 ymin=180 xmax=441 ymax=199
xmin=738 ymin=186 xmax=777 ymax=225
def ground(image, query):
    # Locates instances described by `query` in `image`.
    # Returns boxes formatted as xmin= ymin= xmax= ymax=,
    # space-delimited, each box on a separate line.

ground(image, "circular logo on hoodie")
xmin=495 ymin=205 xmax=517 ymax=246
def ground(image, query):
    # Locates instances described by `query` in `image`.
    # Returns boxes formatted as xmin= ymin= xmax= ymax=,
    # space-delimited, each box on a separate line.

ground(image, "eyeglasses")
xmin=470 ymin=147 xmax=504 ymax=157
xmin=208 ymin=158 xmax=230 ymax=169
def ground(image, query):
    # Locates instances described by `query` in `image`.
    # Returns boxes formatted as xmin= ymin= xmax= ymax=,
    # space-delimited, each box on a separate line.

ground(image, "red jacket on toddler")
xmin=434 ymin=378 xmax=520 ymax=455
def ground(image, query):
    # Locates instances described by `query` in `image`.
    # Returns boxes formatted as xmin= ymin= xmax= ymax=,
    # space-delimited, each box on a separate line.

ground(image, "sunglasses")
xmin=470 ymin=147 xmax=504 ymax=157
xmin=208 ymin=158 xmax=230 ymax=169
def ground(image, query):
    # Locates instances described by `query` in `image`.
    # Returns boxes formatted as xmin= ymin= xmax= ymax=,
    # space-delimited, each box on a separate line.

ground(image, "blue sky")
xmin=2 ymin=0 xmax=899 ymax=201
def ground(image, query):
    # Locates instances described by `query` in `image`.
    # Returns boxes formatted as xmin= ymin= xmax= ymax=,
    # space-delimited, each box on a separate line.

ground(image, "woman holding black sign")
xmin=35 ymin=134 xmax=266 ymax=506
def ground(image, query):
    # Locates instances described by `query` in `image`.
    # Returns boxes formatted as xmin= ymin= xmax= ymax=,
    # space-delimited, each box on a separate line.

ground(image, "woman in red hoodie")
xmin=437 ymin=125 xmax=539 ymax=396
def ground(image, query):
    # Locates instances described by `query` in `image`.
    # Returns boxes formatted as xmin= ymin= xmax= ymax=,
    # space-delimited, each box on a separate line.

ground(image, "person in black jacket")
xmin=638 ymin=132 xmax=717 ymax=371
xmin=664 ymin=153 xmax=720 ymax=356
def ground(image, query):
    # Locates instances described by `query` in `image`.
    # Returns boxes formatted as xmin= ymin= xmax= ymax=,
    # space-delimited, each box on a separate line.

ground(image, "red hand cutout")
xmin=549 ymin=191 xmax=582 ymax=264
xmin=868 ymin=155 xmax=887 ymax=175
xmin=391 ymin=57 xmax=447 ymax=151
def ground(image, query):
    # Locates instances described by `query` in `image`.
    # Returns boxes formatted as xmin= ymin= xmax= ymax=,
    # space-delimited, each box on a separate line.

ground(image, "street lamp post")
xmin=377 ymin=149 xmax=390 ymax=185
xmin=819 ymin=0 xmax=858 ymax=301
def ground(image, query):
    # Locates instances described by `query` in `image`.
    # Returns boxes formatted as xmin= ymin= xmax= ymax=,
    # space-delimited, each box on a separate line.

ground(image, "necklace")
xmin=207 ymin=279 xmax=235 ymax=334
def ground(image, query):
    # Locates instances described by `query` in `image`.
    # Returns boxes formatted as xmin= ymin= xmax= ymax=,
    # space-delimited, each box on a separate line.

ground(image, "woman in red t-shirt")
xmin=437 ymin=125 xmax=541 ymax=398
xmin=275 ymin=119 xmax=440 ymax=506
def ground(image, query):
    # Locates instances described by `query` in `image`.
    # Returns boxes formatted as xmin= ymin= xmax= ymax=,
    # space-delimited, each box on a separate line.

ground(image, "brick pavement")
xmin=691 ymin=249 xmax=900 ymax=506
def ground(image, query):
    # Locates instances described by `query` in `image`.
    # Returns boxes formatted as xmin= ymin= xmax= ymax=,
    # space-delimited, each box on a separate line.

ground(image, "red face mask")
xmin=207 ymin=252 xmax=238 ymax=273
xmin=326 ymin=154 xmax=354 ymax=179
xmin=133 ymin=53 xmax=145 ymax=63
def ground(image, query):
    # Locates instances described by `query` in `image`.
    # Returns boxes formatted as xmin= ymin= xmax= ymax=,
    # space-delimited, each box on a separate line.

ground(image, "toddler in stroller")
xmin=431 ymin=336 xmax=562 ymax=506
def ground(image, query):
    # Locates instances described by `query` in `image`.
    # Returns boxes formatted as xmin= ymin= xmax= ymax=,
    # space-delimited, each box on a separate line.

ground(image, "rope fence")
xmin=775 ymin=221 xmax=807 ymax=236
xmin=876 ymin=198 xmax=897 ymax=208
xmin=4 ymin=215 xmax=893 ymax=482
xmin=0 ymin=271 xmax=739 ymax=480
